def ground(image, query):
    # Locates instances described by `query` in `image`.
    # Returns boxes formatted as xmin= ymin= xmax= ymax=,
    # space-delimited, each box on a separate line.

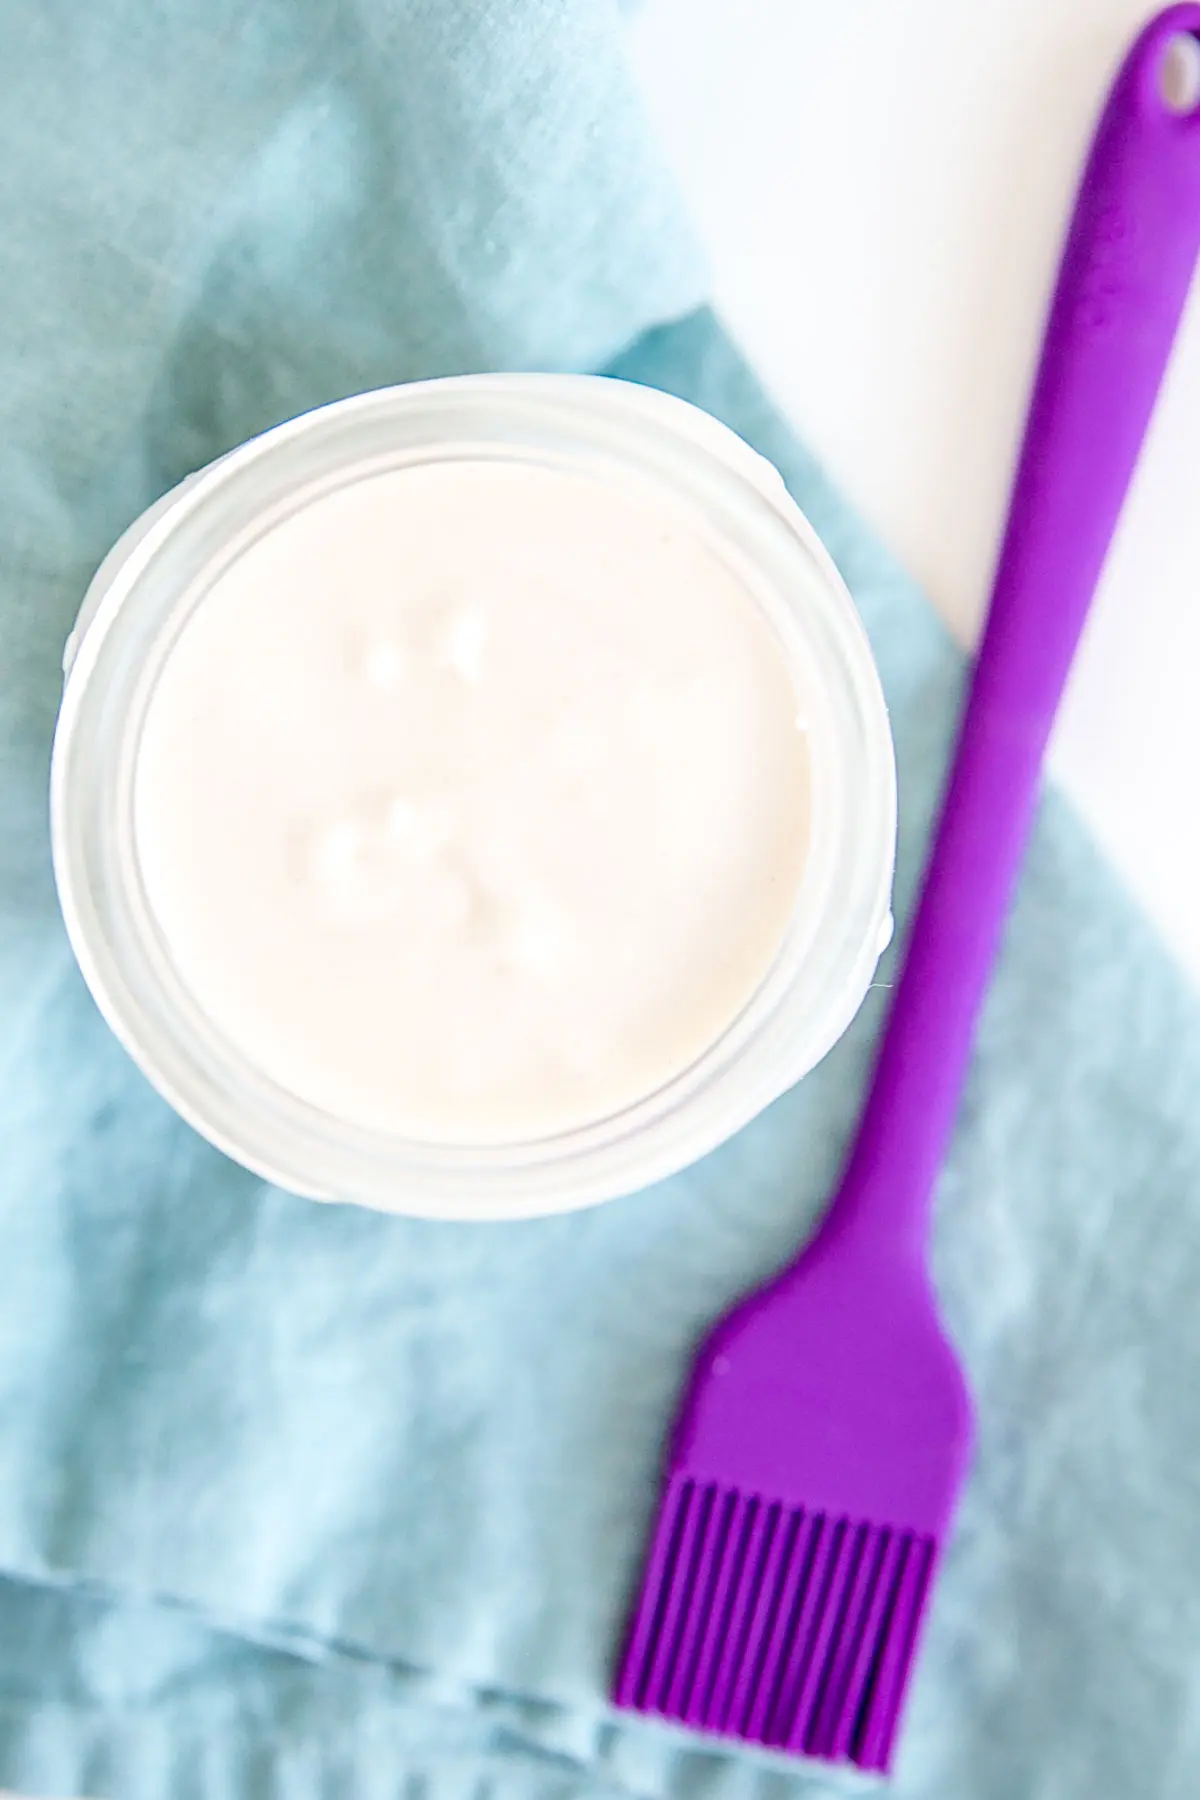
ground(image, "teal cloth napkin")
xmin=4 ymin=5 xmax=1200 ymax=1798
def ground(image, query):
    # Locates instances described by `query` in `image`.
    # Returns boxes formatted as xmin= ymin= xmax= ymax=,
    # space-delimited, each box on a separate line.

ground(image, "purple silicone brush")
xmin=614 ymin=5 xmax=1200 ymax=1771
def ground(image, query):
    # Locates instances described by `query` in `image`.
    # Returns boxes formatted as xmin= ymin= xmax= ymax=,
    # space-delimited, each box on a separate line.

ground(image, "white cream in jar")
xmin=134 ymin=458 xmax=812 ymax=1145
xmin=52 ymin=375 xmax=895 ymax=1218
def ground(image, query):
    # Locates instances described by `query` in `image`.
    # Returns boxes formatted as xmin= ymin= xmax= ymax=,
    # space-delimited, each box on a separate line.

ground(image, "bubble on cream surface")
xmin=133 ymin=458 xmax=812 ymax=1144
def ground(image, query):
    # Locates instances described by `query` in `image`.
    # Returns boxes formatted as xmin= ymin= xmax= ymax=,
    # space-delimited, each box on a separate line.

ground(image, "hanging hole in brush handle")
xmin=831 ymin=4 xmax=1200 ymax=1253
xmin=1160 ymin=29 xmax=1200 ymax=112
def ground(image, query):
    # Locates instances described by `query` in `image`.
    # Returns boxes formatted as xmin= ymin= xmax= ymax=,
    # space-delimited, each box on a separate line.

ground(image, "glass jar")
xmin=51 ymin=374 xmax=895 ymax=1219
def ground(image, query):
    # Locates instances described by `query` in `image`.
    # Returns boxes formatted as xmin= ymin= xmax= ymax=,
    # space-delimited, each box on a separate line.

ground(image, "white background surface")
xmin=629 ymin=0 xmax=1200 ymax=983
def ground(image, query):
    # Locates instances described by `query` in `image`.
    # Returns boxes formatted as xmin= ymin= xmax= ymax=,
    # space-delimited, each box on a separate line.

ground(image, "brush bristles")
xmin=615 ymin=1475 xmax=935 ymax=1771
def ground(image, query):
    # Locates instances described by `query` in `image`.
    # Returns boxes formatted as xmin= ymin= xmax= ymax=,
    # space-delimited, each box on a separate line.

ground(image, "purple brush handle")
xmin=831 ymin=6 xmax=1200 ymax=1259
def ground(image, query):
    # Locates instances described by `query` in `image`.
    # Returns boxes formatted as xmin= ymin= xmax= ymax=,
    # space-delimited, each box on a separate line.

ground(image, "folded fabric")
xmin=3 ymin=6 xmax=1200 ymax=1800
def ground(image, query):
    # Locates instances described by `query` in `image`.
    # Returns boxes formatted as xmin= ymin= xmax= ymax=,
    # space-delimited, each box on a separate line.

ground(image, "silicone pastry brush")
xmin=613 ymin=5 xmax=1200 ymax=1770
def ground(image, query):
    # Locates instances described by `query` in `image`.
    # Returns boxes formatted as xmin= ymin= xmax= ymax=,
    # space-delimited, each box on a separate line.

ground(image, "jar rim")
xmin=51 ymin=373 xmax=895 ymax=1219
